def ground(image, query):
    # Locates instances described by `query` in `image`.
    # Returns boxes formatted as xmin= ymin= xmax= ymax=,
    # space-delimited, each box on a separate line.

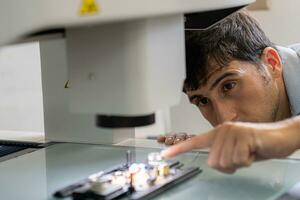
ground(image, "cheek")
xmin=199 ymin=107 xmax=218 ymax=126
xmin=199 ymin=107 xmax=211 ymax=119
xmin=234 ymin=81 xmax=276 ymax=119
xmin=234 ymin=78 xmax=267 ymax=103
xmin=199 ymin=107 xmax=209 ymax=118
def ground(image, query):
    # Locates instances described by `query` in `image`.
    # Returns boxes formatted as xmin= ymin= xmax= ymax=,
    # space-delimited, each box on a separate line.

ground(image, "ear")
xmin=261 ymin=47 xmax=283 ymax=79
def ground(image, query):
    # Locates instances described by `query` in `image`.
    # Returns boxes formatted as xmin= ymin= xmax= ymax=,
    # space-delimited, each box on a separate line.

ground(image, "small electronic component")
xmin=173 ymin=133 xmax=187 ymax=145
xmin=54 ymin=151 xmax=202 ymax=200
xmin=164 ymin=135 xmax=175 ymax=145
xmin=157 ymin=132 xmax=196 ymax=145
xmin=156 ymin=135 xmax=166 ymax=143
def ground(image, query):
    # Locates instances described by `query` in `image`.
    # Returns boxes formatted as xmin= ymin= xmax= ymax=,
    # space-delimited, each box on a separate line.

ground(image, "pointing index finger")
xmin=161 ymin=130 xmax=215 ymax=158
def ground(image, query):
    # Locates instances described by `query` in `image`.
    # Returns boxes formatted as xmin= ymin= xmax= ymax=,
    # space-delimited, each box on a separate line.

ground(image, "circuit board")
xmin=54 ymin=152 xmax=202 ymax=200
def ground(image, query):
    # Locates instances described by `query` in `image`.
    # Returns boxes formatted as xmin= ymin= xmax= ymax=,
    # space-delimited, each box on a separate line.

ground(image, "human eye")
xmin=196 ymin=97 xmax=210 ymax=107
xmin=222 ymin=81 xmax=237 ymax=92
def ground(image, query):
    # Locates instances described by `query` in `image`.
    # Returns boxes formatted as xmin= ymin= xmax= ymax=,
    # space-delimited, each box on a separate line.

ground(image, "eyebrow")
xmin=209 ymin=72 xmax=238 ymax=91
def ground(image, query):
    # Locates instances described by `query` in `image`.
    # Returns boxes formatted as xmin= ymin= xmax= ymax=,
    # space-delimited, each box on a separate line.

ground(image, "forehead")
xmin=186 ymin=60 xmax=260 ymax=96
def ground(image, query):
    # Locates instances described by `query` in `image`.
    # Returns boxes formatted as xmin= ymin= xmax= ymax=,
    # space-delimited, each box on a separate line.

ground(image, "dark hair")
xmin=184 ymin=10 xmax=276 ymax=92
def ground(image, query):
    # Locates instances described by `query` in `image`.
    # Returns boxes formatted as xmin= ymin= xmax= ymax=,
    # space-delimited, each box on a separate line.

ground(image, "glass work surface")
xmin=0 ymin=143 xmax=300 ymax=200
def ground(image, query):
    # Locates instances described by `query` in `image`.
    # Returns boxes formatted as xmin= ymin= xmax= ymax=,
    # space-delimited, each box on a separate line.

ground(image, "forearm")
xmin=273 ymin=116 xmax=300 ymax=155
xmin=254 ymin=116 xmax=300 ymax=159
xmin=286 ymin=116 xmax=300 ymax=151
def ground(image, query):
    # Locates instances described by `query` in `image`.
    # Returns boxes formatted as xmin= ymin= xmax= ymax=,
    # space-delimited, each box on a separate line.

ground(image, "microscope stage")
xmin=54 ymin=152 xmax=201 ymax=200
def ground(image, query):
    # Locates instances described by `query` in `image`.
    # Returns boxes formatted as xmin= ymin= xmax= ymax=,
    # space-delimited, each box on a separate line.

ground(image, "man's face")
xmin=186 ymin=60 xmax=280 ymax=127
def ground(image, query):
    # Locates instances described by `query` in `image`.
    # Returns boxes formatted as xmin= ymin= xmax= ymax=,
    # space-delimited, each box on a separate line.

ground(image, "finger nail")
xmin=207 ymin=158 xmax=214 ymax=167
xmin=160 ymin=149 xmax=170 ymax=158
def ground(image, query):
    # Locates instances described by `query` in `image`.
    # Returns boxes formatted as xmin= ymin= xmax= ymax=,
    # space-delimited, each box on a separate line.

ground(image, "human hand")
xmin=161 ymin=119 xmax=300 ymax=174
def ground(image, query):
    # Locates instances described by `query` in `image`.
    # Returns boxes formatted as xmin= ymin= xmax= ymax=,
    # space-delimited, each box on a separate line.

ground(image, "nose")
xmin=212 ymin=101 xmax=237 ymax=125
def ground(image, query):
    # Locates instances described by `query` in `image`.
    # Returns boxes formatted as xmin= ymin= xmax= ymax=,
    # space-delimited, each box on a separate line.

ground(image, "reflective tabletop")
xmin=0 ymin=142 xmax=300 ymax=200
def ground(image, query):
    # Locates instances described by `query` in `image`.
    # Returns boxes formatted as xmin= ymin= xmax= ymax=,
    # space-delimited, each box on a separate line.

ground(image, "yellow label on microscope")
xmin=80 ymin=0 xmax=100 ymax=16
